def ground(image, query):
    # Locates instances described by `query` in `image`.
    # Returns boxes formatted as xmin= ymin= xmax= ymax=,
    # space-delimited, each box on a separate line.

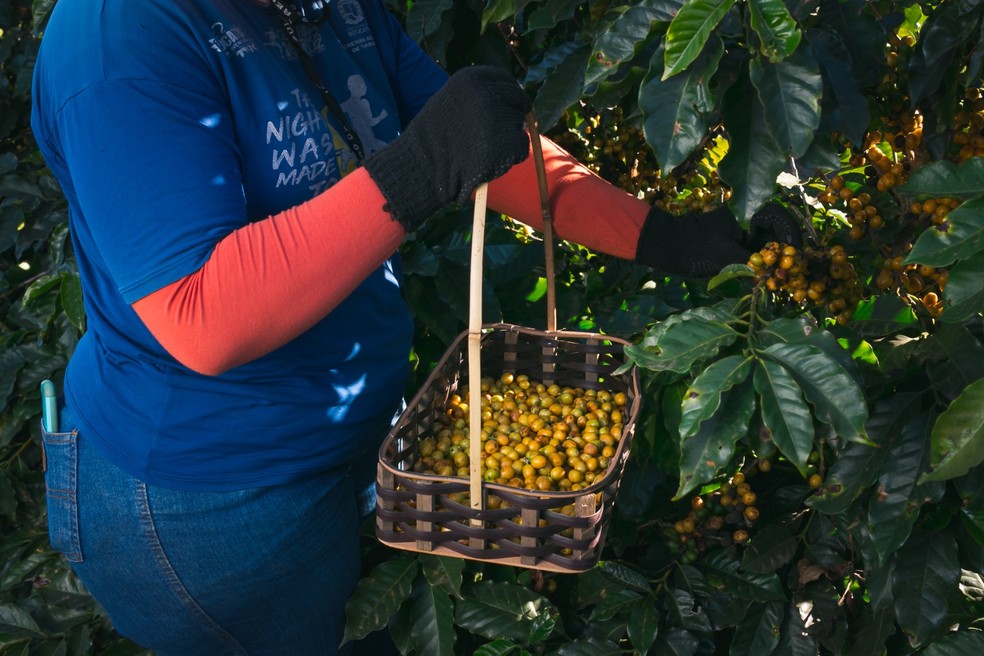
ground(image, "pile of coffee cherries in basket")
xmin=412 ymin=372 xmax=628 ymax=496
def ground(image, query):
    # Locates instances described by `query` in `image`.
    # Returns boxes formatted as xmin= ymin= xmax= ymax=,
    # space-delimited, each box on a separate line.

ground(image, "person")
xmin=30 ymin=0 xmax=799 ymax=654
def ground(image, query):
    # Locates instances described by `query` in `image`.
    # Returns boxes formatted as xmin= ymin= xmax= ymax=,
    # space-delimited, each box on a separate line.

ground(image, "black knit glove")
xmin=363 ymin=66 xmax=531 ymax=232
xmin=635 ymin=203 xmax=802 ymax=277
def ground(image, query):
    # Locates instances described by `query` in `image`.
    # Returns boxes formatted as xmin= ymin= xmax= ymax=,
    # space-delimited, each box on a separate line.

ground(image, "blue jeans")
xmin=42 ymin=405 xmax=376 ymax=656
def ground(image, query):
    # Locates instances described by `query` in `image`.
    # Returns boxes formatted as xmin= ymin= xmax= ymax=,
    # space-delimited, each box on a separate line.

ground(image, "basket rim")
xmin=376 ymin=321 xmax=642 ymax=499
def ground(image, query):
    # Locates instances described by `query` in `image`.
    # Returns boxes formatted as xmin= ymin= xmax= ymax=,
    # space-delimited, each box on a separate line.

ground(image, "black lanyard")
xmin=268 ymin=0 xmax=367 ymax=163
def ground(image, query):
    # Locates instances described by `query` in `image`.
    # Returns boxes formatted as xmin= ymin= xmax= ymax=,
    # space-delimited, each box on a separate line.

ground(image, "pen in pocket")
xmin=41 ymin=379 xmax=58 ymax=433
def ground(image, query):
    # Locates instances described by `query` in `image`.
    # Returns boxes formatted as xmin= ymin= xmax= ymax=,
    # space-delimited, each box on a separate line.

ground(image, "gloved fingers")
xmin=695 ymin=204 xmax=747 ymax=242
xmin=684 ymin=240 xmax=752 ymax=277
xmin=747 ymin=202 xmax=804 ymax=250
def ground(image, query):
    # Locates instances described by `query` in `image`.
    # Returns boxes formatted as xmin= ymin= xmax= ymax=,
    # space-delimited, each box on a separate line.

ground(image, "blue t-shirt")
xmin=31 ymin=0 xmax=448 ymax=490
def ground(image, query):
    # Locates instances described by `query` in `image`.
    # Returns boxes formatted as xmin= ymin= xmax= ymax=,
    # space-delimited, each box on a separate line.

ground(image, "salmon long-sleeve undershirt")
xmin=131 ymin=137 xmax=650 ymax=376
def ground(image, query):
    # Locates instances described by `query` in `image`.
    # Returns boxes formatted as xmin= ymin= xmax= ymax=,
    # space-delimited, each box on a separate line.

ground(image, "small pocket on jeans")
xmin=42 ymin=424 xmax=83 ymax=563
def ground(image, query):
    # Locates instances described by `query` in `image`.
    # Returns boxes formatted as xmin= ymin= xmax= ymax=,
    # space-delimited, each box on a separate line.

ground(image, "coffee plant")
xmin=4 ymin=1 xmax=984 ymax=655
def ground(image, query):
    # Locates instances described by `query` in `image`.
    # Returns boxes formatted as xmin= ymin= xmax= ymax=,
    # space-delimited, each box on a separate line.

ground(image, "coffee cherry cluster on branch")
xmin=665 ymin=471 xmax=763 ymax=564
xmin=747 ymin=242 xmax=862 ymax=324
xmin=874 ymin=256 xmax=948 ymax=318
xmin=412 ymin=373 xmax=627 ymax=495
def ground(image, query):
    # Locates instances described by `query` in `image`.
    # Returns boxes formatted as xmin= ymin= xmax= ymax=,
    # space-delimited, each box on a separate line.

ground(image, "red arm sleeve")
xmin=132 ymin=136 xmax=648 ymax=377
xmin=487 ymin=136 xmax=650 ymax=260
xmin=131 ymin=167 xmax=405 ymax=376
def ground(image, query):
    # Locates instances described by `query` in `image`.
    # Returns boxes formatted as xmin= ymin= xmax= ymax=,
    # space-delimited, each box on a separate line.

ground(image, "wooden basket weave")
xmin=375 ymin=115 xmax=641 ymax=572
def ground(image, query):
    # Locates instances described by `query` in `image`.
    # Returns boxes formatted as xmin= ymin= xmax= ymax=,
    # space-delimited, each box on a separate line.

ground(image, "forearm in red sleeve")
xmin=487 ymin=136 xmax=650 ymax=260
xmin=131 ymin=167 xmax=405 ymax=376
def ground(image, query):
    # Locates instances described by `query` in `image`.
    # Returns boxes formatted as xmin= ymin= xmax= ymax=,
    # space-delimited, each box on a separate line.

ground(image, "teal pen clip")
xmin=41 ymin=379 xmax=58 ymax=433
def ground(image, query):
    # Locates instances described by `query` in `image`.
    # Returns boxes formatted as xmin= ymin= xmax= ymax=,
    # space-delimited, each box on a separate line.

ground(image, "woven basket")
xmin=375 ymin=115 xmax=641 ymax=572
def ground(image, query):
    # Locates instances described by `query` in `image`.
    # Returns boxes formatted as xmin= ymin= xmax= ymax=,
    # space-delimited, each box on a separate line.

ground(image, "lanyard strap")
xmin=268 ymin=0 xmax=367 ymax=163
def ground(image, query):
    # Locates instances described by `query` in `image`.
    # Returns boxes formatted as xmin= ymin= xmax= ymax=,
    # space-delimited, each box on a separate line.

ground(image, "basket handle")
xmin=467 ymin=114 xmax=555 ymax=516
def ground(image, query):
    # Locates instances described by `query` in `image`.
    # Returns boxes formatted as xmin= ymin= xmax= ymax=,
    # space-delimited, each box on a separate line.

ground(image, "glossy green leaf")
xmin=654 ymin=628 xmax=700 ymax=655
xmin=675 ymin=379 xmax=755 ymax=499
xmin=474 ymin=639 xmax=523 ymax=656
xmin=760 ymin=342 xmax=868 ymax=444
xmin=586 ymin=3 xmax=669 ymax=87
xmin=420 ymin=554 xmax=464 ymax=599
xmin=590 ymin=588 xmax=646 ymax=621
xmin=58 ymin=272 xmax=85 ymax=334
xmin=0 ymin=602 xmax=44 ymax=637
xmin=719 ymin=68 xmax=787 ymax=224
xmin=749 ymin=44 xmax=822 ymax=158
xmin=919 ymin=630 xmax=984 ymax=656
xmin=849 ymin=294 xmax=918 ymax=337
xmin=897 ymin=158 xmax=984 ymax=199
xmin=774 ymin=603 xmax=818 ymax=655
xmin=480 ymin=0 xmax=516 ymax=32
xmin=906 ymin=197 xmax=984 ymax=268
xmin=628 ymin=601 xmax=661 ymax=656
xmin=892 ymin=530 xmax=960 ymax=648
xmin=842 ymin=604 xmax=895 ymax=656
xmin=455 ymin=582 xmax=553 ymax=642
xmin=707 ymin=264 xmax=756 ymax=291
xmin=806 ymin=393 xmax=919 ymax=515
xmin=341 ymin=557 xmax=418 ymax=644
xmin=923 ymin=323 xmax=984 ymax=402
xmin=741 ymin=524 xmax=797 ymax=575
xmin=405 ymin=0 xmax=453 ymax=41
xmin=532 ymin=44 xmax=590 ymax=131
xmin=409 ymin=576 xmax=456 ymax=656
xmin=667 ymin=588 xmax=714 ymax=643
xmin=868 ymin=413 xmax=936 ymax=565
xmin=663 ymin=0 xmax=736 ymax=79
xmin=679 ymin=355 xmax=753 ymax=438
xmin=939 ymin=252 xmax=984 ymax=323
xmin=728 ymin=600 xmax=783 ymax=656
xmin=748 ymin=0 xmax=801 ymax=61
xmin=753 ymin=358 xmax=814 ymax=476
xmin=921 ymin=377 xmax=984 ymax=483
xmin=641 ymin=38 xmax=722 ymax=171
xmin=554 ymin=637 xmax=624 ymax=656
xmin=598 ymin=560 xmax=653 ymax=595
xmin=524 ymin=0 xmax=581 ymax=32
xmin=626 ymin=314 xmax=738 ymax=374
xmin=703 ymin=550 xmax=786 ymax=602
xmin=808 ymin=28 xmax=870 ymax=147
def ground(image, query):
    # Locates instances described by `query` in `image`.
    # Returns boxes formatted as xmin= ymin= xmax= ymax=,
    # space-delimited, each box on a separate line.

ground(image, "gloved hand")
xmin=364 ymin=66 xmax=531 ymax=232
xmin=635 ymin=202 xmax=802 ymax=277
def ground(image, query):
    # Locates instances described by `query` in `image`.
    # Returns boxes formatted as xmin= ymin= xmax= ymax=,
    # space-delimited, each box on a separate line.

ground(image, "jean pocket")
xmin=42 ymin=424 xmax=83 ymax=563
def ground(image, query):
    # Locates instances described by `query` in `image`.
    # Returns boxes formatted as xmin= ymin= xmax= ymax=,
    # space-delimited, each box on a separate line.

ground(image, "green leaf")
xmin=905 ymin=197 xmax=984 ymax=268
xmin=654 ymin=628 xmax=700 ymax=655
xmin=940 ymin=252 xmax=984 ymax=323
xmin=806 ymin=393 xmax=919 ymax=515
xmin=0 ymin=603 xmax=44 ymax=638
xmin=480 ymin=0 xmax=516 ymax=32
xmin=753 ymin=358 xmax=814 ymax=476
xmin=524 ymin=0 xmax=580 ymax=33
xmin=532 ymin=44 xmax=590 ymax=131
xmin=918 ymin=630 xmax=984 ymax=656
xmin=842 ymin=604 xmax=895 ymax=656
xmin=409 ymin=576 xmax=455 ymax=656
xmin=663 ymin=0 xmax=736 ymax=79
xmin=741 ymin=524 xmax=797 ymax=575
xmin=774 ymin=603 xmax=818 ymax=655
xmin=628 ymin=601 xmax=661 ymax=656
xmin=590 ymin=588 xmax=646 ymax=621
xmin=420 ymin=554 xmax=464 ymax=599
xmin=760 ymin=342 xmax=869 ymax=444
xmin=808 ymin=28 xmax=870 ymax=148
xmin=455 ymin=582 xmax=554 ymax=643
xmin=474 ymin=639 xmax=523 ymax=656
xmin=719 ymin=67 xmax=787 ymax=225
xmin=707 ymin=265 xmax=756 ymax=291
xmin=626 ymin=313 xmax=738 ymax=374
xmin=703 ymin=550 xmax=786 ymax=602
xmin=920 ymin=377 xmax=984 ymax=483
xmin=849 ymin=294 xmax=918 ymax=337
xmin=892 ymin=530 xmax=961 ymax=648
xmin=586 ymin=3 xmax=668 ymax=88
xmin=405 ymin=0 xmax=453 ymax=42
xmin=897 ymin=158 xmax=984 ymax=199
xmin=341 ymin=557 xmax=418 ymax=645
xmin=666 ymin=588 xmax=713 ymax=642
xmin=58 ymin=272 xmax=85 ymax=334
xmin=20 ymin=273 xmax=61 ymax=305
xmin=680 ymin=355 xmax=753 ymax=438
xmin=749 ymin=44 xmax=822 ymax=159
xmin=728 ymin=600 xmax=783 ymax=656
xmin=641 ymin=38 xmax=723 ymax=171
xmin=747 ymin=0 xmax=801 ymax=61
xmin=553 ymin=637 xmax=623 ymax=656
xmin=868 ymin=413 xmax=937 ymax=565
xmin=923 ymin=323 xmax=984 ymax=402
xmin=675 ymin=378 xmax=755 ymax=499
xmin=598 ymin=560 xmax=653 ymax=595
